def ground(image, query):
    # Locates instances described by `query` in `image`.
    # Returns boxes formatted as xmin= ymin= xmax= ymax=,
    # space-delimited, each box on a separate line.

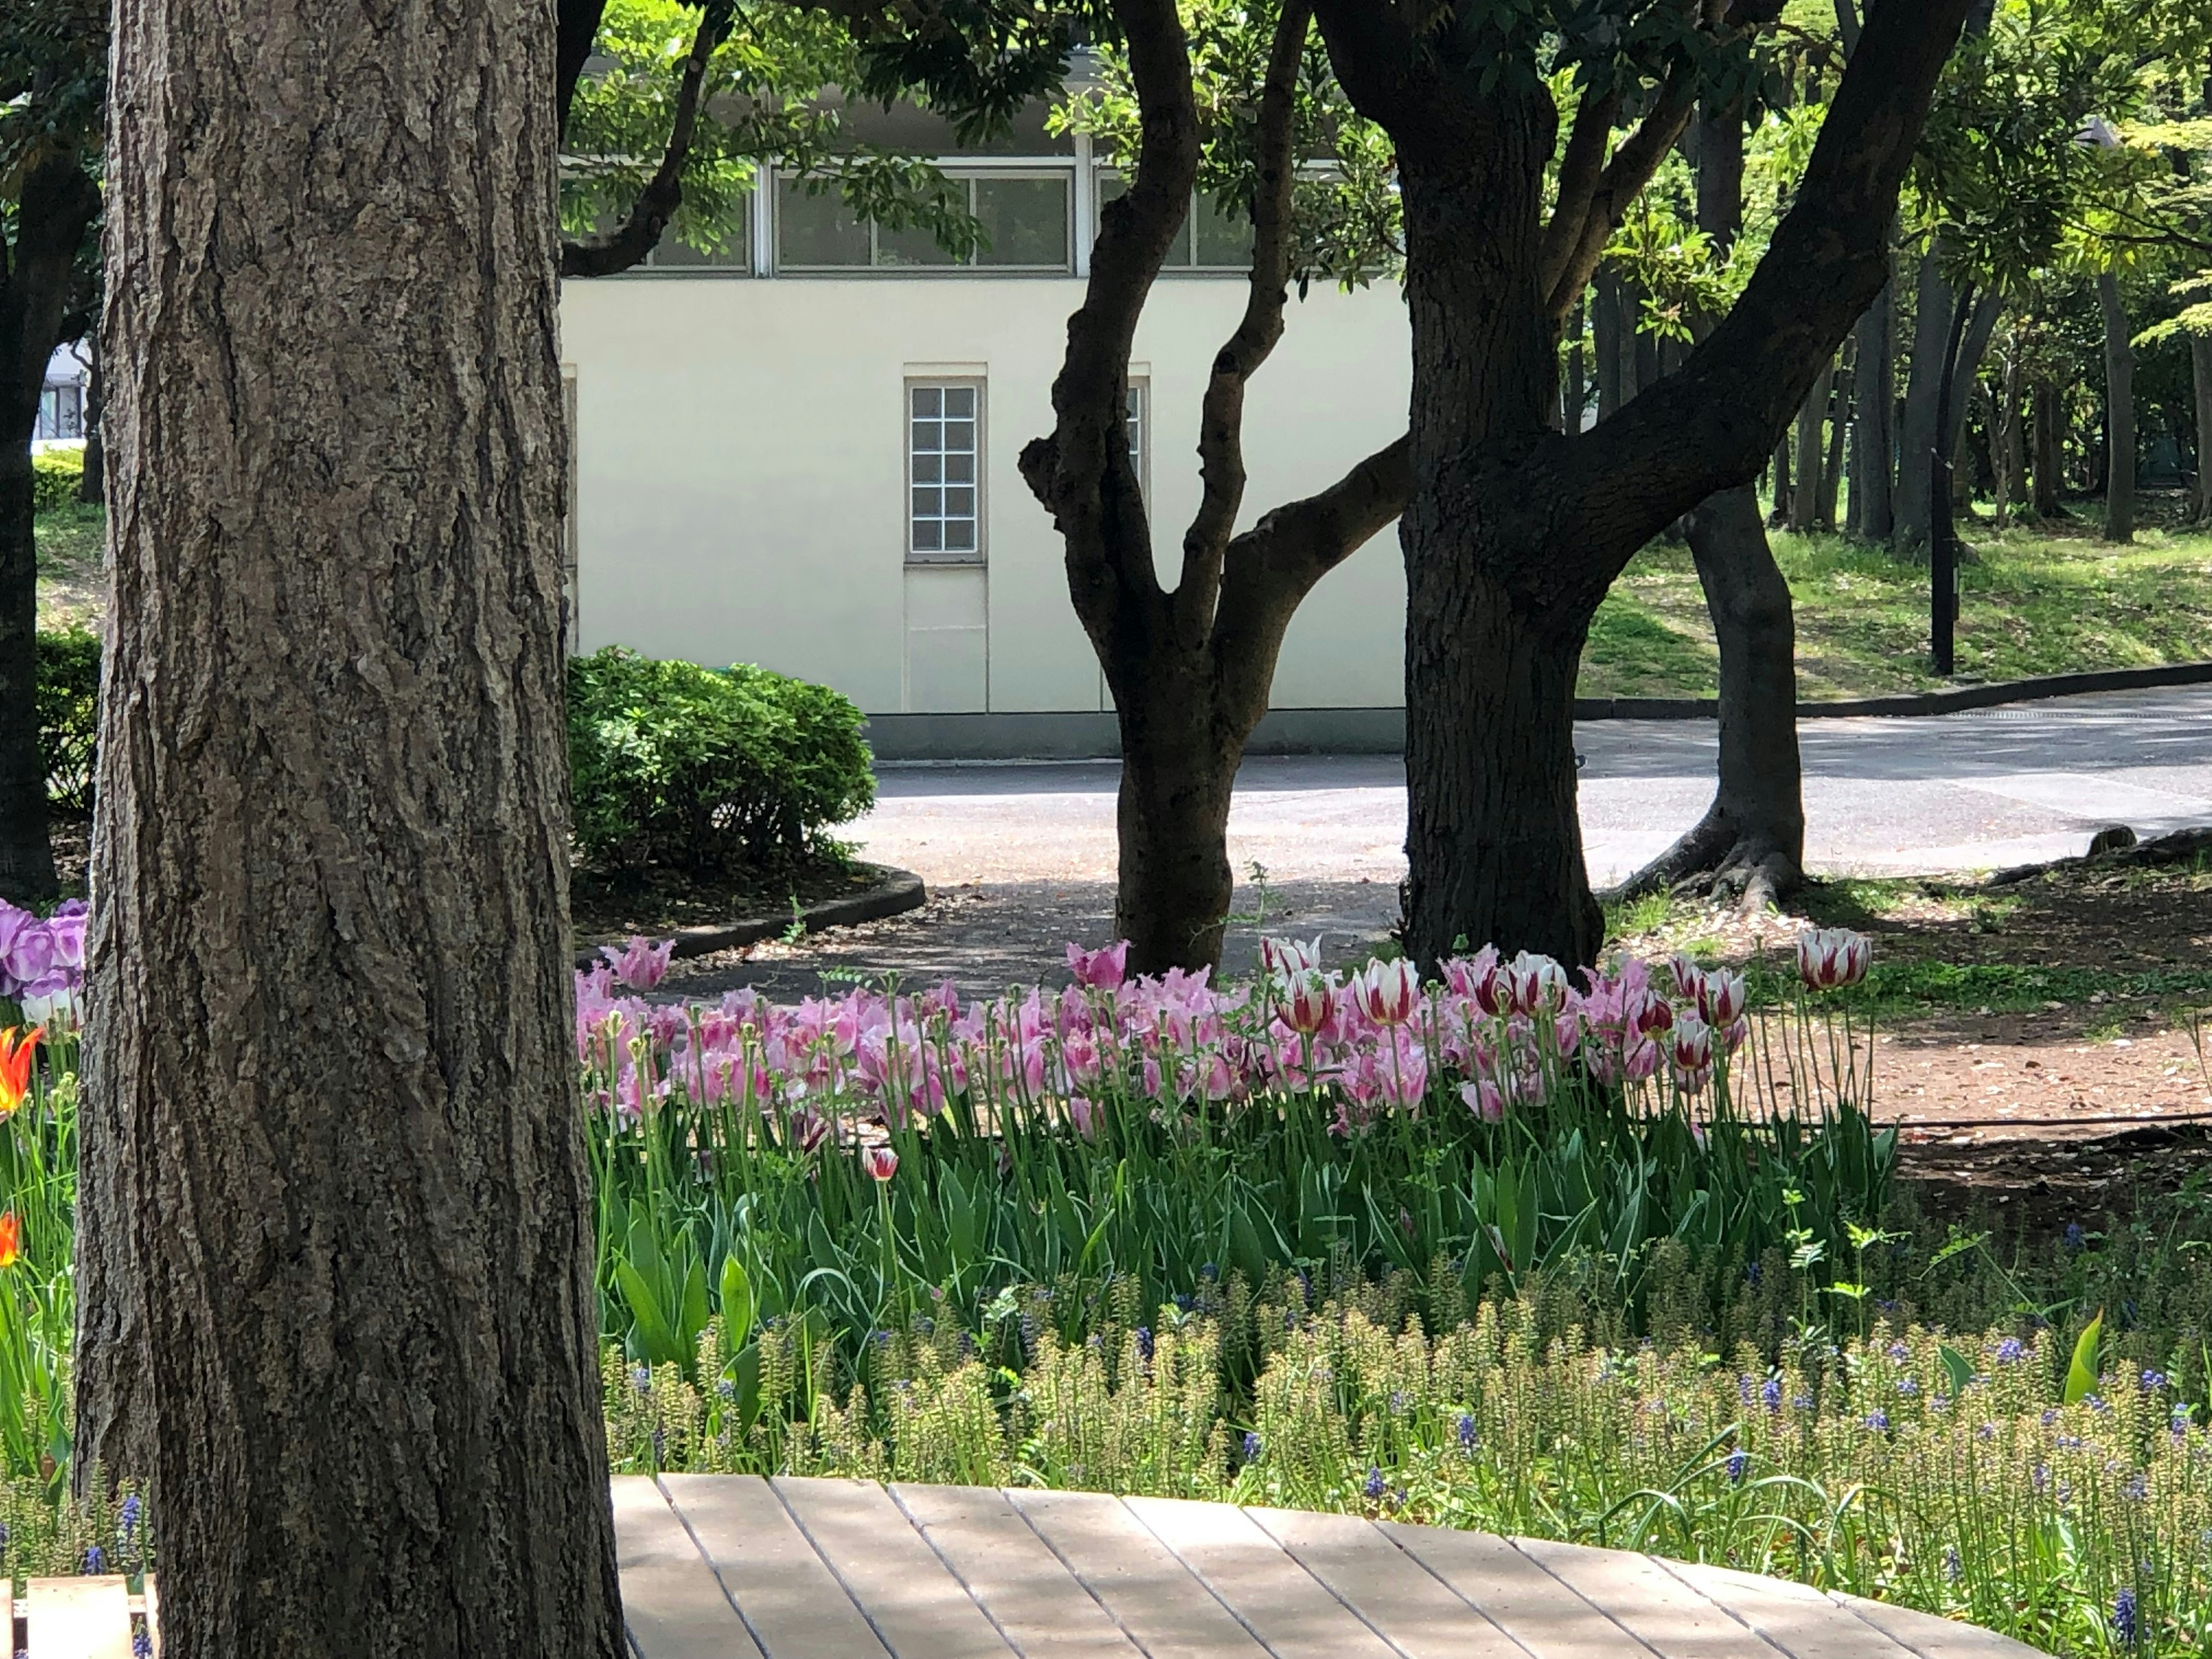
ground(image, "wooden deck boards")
xmin=607 ymin=1476 xmax=2057 ymax=1659
xmin=23 ymin=1478 xmax=2047 ymax=1658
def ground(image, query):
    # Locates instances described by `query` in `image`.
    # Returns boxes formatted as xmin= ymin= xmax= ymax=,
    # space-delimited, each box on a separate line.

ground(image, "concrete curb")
xmin=573 ymin=863 xmax=927 ymax=968
xmin=1573 ymin=659 xmax=2212 ymax=722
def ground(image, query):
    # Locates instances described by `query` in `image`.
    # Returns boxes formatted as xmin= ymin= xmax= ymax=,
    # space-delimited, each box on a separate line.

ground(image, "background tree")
xmin=0 ymin=0 xmax=101 ymax=902
xmin=1306 ymin=0 xmax=1973 ymax=969
xmin=1027 ymin=0 xmax=1700 ymax=972
xmin=75 ymin=0 xmax=625 ymax=1652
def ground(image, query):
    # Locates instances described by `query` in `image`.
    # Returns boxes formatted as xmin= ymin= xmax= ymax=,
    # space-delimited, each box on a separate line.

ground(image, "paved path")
xmin=858 ymin=688 xmax=2212 ymax=895
xmin=664 ymin=688 xmax=2209 ymax=997
xmin=614 ymin=1474 xmax=2046 ymax=1658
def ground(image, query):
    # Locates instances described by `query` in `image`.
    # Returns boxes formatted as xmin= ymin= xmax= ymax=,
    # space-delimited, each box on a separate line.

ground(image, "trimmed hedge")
xmin=36 ymin=628 xmax=100 ymax=816
xmin=567 ymin=646 xmax=874 ymax=876
xmin=34 ymin=638 xmax=875 ymax=874
xmin=31 ymin=448 xmax=84 ymax=514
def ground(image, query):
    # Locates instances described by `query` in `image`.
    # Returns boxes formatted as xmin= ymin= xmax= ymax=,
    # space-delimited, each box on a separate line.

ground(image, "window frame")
xmin=905 ymin=377 xmax=987 ymax=566
xmin=775 ymin=161 xmax=1076 ymax=275
xmin=1124 ymin=378 xmax=1149 ymax=504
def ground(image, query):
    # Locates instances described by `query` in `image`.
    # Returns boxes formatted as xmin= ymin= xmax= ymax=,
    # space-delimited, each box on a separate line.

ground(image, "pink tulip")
xmin=1066 ymin=940 xmax=1130 ymax=990
xmin=1068 ymin=1095 xmax=1097 ymax=1140
xmin=1354 ymin=959 xmax=1422 ymax=1027
xmin=1696 ymin=969 xmax=1747 ymax=1027
xmin=603 ymin=934 xmax=674 ymax=991
xmin=790 ymin=1107 xmax=831 ymax=1153
xmin=1459 ymin=1078 xmax=1505 ymax=1122
xmin=1796 ymin=928 xmax=1870 ymax=990
xmin=1285 ymin=972 xmax=1336 ymax=1036
xmin=861 ymin=1144 xmax=898 ymax=1182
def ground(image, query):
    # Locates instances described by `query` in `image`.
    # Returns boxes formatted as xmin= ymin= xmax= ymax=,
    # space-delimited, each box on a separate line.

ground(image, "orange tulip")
xmin=0 ymin=1027 xmax=37 ymax=1116
xmin=0 ymin=1212 xmax=21 ymax=1270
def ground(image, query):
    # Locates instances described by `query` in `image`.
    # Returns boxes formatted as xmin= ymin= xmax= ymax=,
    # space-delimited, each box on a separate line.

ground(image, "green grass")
xmin=33 ymin=502 xmax=104 ymax=632
xmin=1580 ymin=509 xmax=2212 ymax=699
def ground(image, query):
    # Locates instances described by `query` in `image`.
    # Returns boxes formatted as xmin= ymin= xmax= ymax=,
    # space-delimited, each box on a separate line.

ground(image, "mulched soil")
xmin=571 ymin=855 xmax=868 ymax=944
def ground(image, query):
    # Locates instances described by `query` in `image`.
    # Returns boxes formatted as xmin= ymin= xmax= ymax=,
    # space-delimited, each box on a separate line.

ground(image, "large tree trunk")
xmin=1848 ymin=257 xmax=1894 ymax=539
xmin=2192 ymin=333 xmax=2212 ymax=523
xmin=2032 ymin=377 xmax=2065 ymax=517
xmin=1892 ymin=248 xmax=1950 ymax=558
xmin=77 ymin=0 xmax=626 ymax=1652
xmin=2100 ymin=271 xmax=2134 ymax=542
xmin=0 ymin=157 xmax=99 ymax=903
xmin=1111 ymin=672 xmax=1240 ymax=968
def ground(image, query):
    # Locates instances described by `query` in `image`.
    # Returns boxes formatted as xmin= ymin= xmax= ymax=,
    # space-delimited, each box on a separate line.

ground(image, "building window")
xmin=908 ymin=382 xmax=982 ymax=561
xmin=779 ymin=172 xmax=1073 ymax=272
xmin=1125 ymin=380 xmax=1148 ymax=500
xmin=1096 ymin=175 xmax=1252 ymax=270
xmin=36 ymin=383 xmax=84 ymax=441
xmin=639 ymin=212 xmax=751 ymax=272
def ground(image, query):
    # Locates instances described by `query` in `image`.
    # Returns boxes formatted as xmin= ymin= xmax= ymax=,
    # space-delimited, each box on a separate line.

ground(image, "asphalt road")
xmin=658 ymin=688 xmax=2211 ymax=997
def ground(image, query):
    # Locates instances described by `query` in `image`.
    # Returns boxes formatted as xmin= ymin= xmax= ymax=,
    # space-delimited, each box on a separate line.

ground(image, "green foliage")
xmin=34 ymin=627 xmax=97 ymax=816
xmin=29 ymin=448 xmax=82 ymax=514
xmin=562 ymin=0 xmax=983 ymax=263
xmin=566 ymin=644 xmax=874 ymax=877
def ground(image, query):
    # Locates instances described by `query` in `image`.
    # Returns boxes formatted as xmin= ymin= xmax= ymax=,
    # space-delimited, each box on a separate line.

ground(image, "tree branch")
xmin=557 ymin=0 xmax=610 ymax=134
xmin=560 ymin=0 xmax=737 ymax=279
xmin=1535 ymin=89 xmax=1622 ymax=305
xmin=1018 ymin=0 xmax=1201 ymax=641
xmin=1543 ymin=71 xmax=1696 ymax=323
xmin=1533 ymin=0 xmax=1974 ymax=603
xmin=3 ymin=157 xmax=102 ymax=413
xmin=1207 ymin=432 xmax=1410 ymax=704
xmin=1172 ymin=0 xmax=1314 ymax=645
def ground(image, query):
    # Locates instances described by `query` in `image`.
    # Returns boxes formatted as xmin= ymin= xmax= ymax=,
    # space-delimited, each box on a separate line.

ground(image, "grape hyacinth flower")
xmin=1363 ymin=1467 xmax=1385 ymax=1501
xmin=2113 ymin=1587 xmax=2138 ymax=1649
xmin=1457 ymin=1413 xmax=1478 ymax=1451
xmin=1242 ymin=1431 xmax=1262 ymax=1463
xmin=1725 ymin=1449 xmax=1749 ymax=1485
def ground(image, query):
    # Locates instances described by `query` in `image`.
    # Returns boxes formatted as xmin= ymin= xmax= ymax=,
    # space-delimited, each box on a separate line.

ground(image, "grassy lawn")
xmin=33 ymin=501 xmax=104 ymax=632
xmin=1581 ymin=501 xmax=2212 ymax=699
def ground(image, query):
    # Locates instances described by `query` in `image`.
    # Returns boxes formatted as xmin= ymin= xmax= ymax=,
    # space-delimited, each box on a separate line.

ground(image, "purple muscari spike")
xmin=1363 ymin=1467 xmax=1385 ymax=1500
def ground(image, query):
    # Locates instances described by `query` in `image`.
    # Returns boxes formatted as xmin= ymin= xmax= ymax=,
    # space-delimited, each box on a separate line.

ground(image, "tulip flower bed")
xmin=577 ymin=930 xmax=1895 ymax=1381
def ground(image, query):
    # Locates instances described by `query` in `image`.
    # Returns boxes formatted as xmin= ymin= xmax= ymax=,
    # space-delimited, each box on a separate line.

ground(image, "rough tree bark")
xmin=75 ymin=0 xmax=626 ymax=1652
xmin=2099 ymin=270 xmax=2134 ymax=542
xmin=1892 ymin=248 xmax=1948 ymax=557
xmin=1019 ymin=0 xmax=1408 ymax=972
xmin=0 ymin=157 xmax=101 ymax=904
xmin=1315 ymin=0 xmax=1971 ymax=968
xmin=1622 ymin=100 xmax=1804 ymax=911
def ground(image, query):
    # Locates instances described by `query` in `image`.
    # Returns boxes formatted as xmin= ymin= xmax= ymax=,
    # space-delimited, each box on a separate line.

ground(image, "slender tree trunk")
xmin=1770 ymin=435 xmax=1791 ymax=524
xmin=77 ymin=335 xmax=106 ymax=506
xmin=2192 ymin=334 xmax=2212 ymax=522
xmin=77 ymin=0 xmax=626 ymax=1652
xmin=1624 ymin=101 xmax=1804 ymax=908
xmin=1790 ymin=360 xmax=1832 ymax=530
xmin=0 ymin=158 xmax=99 ymax=903
xmin=2032 ymin=378 xmax=2064 ymax=517
xmin=1893 ymin=247 xmax=1949 ymax=558
xmin=2100 ymin=270 xmax=2134 ymax=542
xmin=1849 ymin=255 xmax=1894 ymax=539
xmin=1820 ymin=340 xmax=1849 ymax=528
xmin=1594 ymin=272 xmax=1622 ymax=421
xmin=1945 ymin=290 xmax=2002 ymax=467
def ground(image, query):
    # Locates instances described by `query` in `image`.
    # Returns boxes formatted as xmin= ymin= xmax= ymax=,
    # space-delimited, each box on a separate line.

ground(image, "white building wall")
xmin=559 ymin=274 xmax=1410 ymax=732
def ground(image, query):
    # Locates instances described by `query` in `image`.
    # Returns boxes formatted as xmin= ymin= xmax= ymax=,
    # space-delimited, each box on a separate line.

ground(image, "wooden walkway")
xmin=614 ymin=1475 xmax=2048 ymax=1659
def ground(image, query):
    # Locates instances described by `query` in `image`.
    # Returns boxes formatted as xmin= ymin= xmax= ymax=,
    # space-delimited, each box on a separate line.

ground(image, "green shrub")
xmin=566 ymin=645 xmax=874 ymax=875
xmin=31 ymin=448 xmax=84 ymax=514
xmin=35 ymin=628 xmax=99 ymax=816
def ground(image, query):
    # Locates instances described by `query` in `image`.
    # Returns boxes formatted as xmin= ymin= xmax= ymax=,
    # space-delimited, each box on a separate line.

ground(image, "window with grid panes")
xmin=781 ymin=172 xmax=1072 ymax=271
xmin=1125 ymin=380 xmax=1147 ymax=499
xmin=908 ymin=384 xmax=981 ymax=560
xmin=1094 ymin=175 xmax=1251 ymax=269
